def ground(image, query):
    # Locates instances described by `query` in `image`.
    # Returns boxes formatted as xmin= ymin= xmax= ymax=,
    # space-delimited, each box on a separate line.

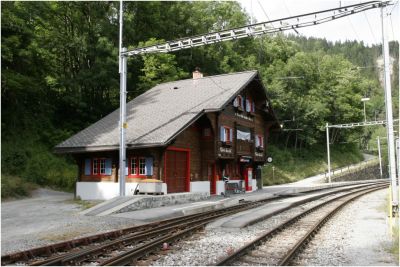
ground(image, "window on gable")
xmin=224 ymin=127 xmax=231 ymax=143
xmin=256 ymin=135 xmax=264 ymax=148
xmin=220 ymin=126 xmax=233 ymax=143
xmin=239 ymin=95 xmax=244 ymax=109
xmin=203 ymin=128 xmax=211 ymax=137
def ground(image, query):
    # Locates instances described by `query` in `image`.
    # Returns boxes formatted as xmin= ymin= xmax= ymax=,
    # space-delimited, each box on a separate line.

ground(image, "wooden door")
xmin=165 ymin=150 xmax=188 ymax=193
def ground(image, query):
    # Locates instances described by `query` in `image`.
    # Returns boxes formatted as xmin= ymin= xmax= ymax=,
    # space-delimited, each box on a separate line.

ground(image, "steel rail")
xmin=101 ymin=222 xmax=208 ymax=266
xmin=93 ymin=183 xmax=388 ymax=266
xmin=33 ymin=223 xmax=185 ymax=266
xmin=215 ymin=183 xmax=388 ymax=266
xmin=277 ymin=185 xmax=387 ymax=265
xmin=226 ymin=181 xmax=388 ymax=227
xmin=1 ymin=198 xmax=266 ymax=265
xmin=33 ymin=184 xmax=380 ymax=266
xmin=34 ymin=200 xmax=263 ymax=266
xmin=1 ymin=181 xmax=386 ymax=266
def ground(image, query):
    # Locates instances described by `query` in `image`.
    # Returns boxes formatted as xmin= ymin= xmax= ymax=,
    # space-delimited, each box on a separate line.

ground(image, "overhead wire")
xmin=282 ymin=0 xmax=300 ymax=34
xmin=388 ymin=0 xmax=399 ymax=15
xmin=255 ymin=0 xmax=272 ymax=65
xmin=389 ymin=13 xmax=396 ymax=41
xmin=387 ymin=0 xmax=398 ymax=41
xmin=256 ymin=0 xmax=275 ymax=29
xmin=282 ymin=0 xmax=292 ymax=17
xmin=125 ymin=1 xmax=388 ymax=55
xmin=363 ymin=12 xmax=378 ymax=43
xmin=347 ymin=16 xmax=360 ymax=41
xmin=340 ymin=1 xmax=360 ymax=41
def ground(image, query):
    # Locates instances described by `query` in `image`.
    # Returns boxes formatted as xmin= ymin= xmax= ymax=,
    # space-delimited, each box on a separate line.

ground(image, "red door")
xmin=165 ymin=149 xmax=189 ymax=193
xmin=208 ymin=163 xmax=216 ymax=195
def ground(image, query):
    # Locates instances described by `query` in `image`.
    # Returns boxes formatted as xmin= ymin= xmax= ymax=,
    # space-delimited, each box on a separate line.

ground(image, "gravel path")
xmin=152 ymin=187 xmax=398 ymax=266
xmin=1 ymin=188 xmax=135 ymax=255
xmin=295 ymin=189 xmax=398 ymax=266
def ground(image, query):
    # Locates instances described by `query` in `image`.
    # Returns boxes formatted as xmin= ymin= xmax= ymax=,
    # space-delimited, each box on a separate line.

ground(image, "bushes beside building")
xmin=1 ymin=140 xmax=76 ymax=199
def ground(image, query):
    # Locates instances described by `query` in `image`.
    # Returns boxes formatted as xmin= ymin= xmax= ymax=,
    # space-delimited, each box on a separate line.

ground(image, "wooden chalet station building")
xmin=55 ymin=70 xmax=280 ymax=200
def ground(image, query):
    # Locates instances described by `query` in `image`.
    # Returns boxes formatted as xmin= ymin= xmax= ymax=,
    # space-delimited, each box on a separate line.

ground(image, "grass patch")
xmin=379 ymin=189 xmax=399 ymax=261
xmin=1 ymin=175 xmax=37 ymax=200
xmin=39 ymin=228 xmax=93 ymax=242
xmin=389 ymin=223 xmax=399 ymax=261
xmin=263 ymin=143 xmax=363 ymax=186
xmin=65 ymin=198 xmax=103 ymax=210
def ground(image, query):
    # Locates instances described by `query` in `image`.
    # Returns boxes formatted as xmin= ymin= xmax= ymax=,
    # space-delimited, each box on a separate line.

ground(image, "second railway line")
xmin=3 ymin=181 xmax=386 ymax=266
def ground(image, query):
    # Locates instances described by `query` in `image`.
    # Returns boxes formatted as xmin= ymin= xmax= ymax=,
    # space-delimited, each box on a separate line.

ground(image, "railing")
xmin=217 ymin=141 xmax=234 ymax=158
xmin=236 ymin=139 xmax=253 ymax=155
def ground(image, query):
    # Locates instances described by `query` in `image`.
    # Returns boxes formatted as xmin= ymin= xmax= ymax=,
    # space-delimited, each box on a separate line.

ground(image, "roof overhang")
xmin=54 ymin=70 xmax=281 ymax=154
xmin=54 ymin=142 xmax=167 ymax=154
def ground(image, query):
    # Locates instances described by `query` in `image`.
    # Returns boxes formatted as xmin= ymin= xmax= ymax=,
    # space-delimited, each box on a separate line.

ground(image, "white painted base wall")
xmin=216 ymin=181 xmax=225 ymax=195
xmin=77 ymin=179 xmax=255 ymax=200
xmin=76 ymin=182 xmax=168 ymax=200
xmin=252 ymin=179 xmax=258 ymax=191
xmin=190 ymin=181 xmax=210 ymax=193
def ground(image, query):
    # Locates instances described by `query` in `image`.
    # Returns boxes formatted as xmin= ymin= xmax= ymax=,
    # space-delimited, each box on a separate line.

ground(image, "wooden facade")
xmin=75 ymin=78 xmax=277 ymax=195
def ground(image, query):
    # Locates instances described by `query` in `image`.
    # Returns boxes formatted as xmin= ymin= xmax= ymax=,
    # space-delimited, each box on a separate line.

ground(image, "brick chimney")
xmin=192 ymin=67 xmax=203 ymax=79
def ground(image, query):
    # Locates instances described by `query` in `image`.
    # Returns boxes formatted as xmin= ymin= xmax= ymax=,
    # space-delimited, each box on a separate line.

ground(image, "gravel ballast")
xmin=152 ymin=188 xmax=398 ymax=266
xmin=1 ymin=189 xmax=135 ymax=255
xmin=152 ymin=191 xmax=351 ymax=266
xmin=294 ymin=189 xmax=398 ymax=266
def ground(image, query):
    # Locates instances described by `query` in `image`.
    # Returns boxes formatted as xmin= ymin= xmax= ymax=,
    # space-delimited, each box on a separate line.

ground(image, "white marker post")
xmin=377 ymin=136 xmax=383 ymax=178
xmin=326 ymin=123 xmax=331 ymax=183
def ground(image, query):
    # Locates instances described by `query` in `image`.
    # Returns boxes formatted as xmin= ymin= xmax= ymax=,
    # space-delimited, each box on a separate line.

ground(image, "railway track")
xmin=1 ymin=181 xmax=387 ymax=266
xmin=215 ymin=183 xmax=387 ymax=266
xmin=2 ymin=198 xmax=264 ymax=266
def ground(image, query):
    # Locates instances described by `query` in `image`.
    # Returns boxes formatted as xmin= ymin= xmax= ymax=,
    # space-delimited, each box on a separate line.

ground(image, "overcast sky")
xmin=237 ymin=0 xmax=399 ymax=46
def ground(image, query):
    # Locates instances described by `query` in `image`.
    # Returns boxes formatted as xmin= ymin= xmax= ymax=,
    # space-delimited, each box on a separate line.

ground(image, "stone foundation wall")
xmin=116 ymin=192 xmax=210 ymax=213
xmin=332 ymin=163 xmax=387 ymax=182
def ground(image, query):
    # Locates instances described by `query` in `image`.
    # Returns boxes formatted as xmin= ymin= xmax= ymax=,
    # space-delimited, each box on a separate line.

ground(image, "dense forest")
xmin=1 ymin=1 xmax=399 ymax=197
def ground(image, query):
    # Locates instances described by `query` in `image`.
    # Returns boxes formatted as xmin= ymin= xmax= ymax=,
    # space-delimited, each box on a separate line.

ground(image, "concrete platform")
xmin=109 ymin=191 xmax=277 ymax=223
xmin=81 ymin=179 xmax=386 ymax=225
xmin=208 ymin=180 xmax=386 ymax=229
xmin=81 ymin=192 xmax=210 ymax=216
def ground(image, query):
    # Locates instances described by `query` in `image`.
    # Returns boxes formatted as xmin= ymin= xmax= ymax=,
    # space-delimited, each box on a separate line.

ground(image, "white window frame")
xmin=93 ymin=159 xmax=99 ymax=175
xmin=139 ymin=158 xmax=146 ymax=175
xmin=92 ymin=158 xmax=106 ymax=175
xmin=99 ymin=159 xmax=106 ymax=174
xmin=131 ymin=157 xmax=137 ymax=175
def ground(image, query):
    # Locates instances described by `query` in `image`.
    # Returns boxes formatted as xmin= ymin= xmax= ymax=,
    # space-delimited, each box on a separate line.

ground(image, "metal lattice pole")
xmin=119 ymin=1 xmax=127 ymax=196
xmin=381 ymin=4 xmax=398 ymax=210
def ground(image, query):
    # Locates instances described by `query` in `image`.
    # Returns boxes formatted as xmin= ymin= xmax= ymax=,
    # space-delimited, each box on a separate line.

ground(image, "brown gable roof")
xmin=55 ymin=70 xmax=277 ymax=153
